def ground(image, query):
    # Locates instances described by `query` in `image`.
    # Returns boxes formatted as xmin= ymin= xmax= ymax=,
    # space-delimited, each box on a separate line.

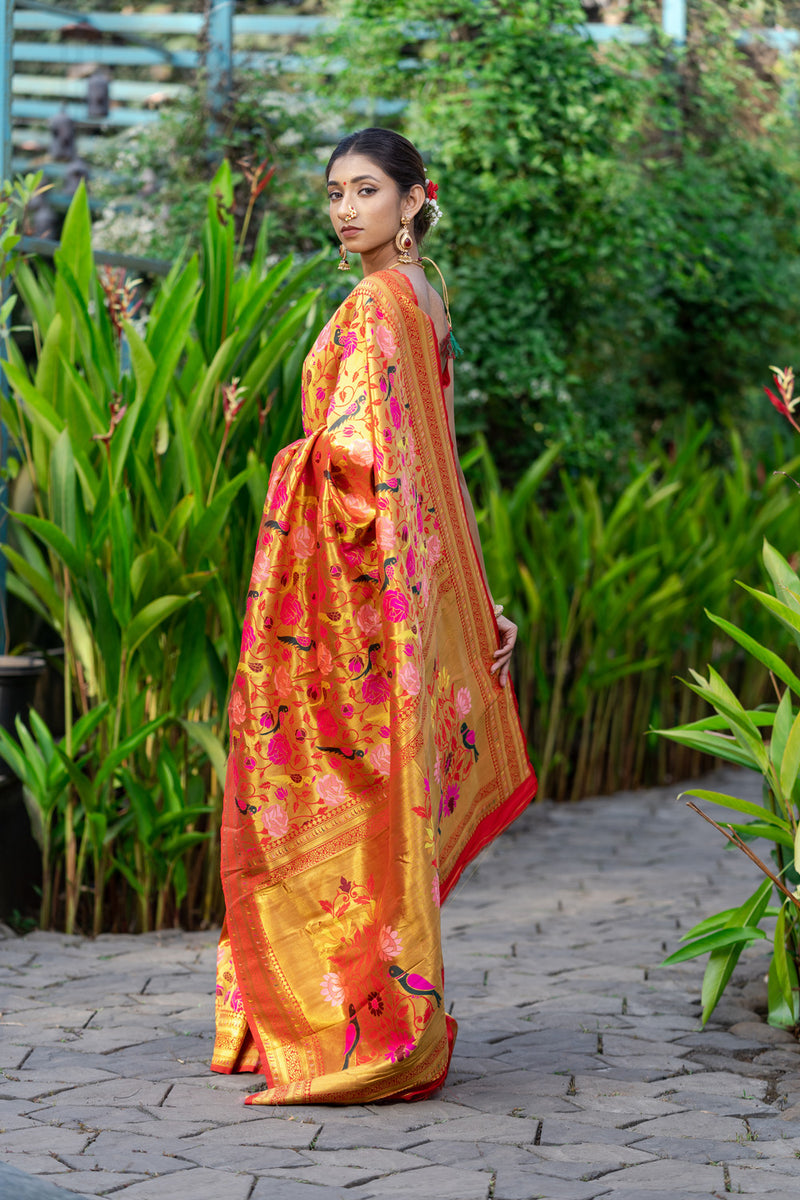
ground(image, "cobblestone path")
xmin=2 ymin=768 xmax=800 ymax=1199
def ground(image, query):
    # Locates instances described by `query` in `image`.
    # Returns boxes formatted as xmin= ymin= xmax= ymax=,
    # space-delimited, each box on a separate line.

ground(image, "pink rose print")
xmin=244 ymin=756 xmax=256 ymax=771
xmin=376 ymin=517 xmax=395 ymax=553
xmin=320 ymin=972 xmax=345 ymax=1006
xmin=356 ymin=604 xmax=382 ymax=636
xmin=340 ymin=331 xmax=358 ymax=359
xmin=317 ymin=643 xmax=333 ymax=675
xmin=427 ymin=534 xmax=442 ymax=565
xmin=362 ymin=675 xmax=391 ymax=705
xmin=385 ymin=1033 xmax=415 ymax=1063
xmin=291 ymin=526 xmax=315 ymax=559
xmin=376 ymin=325 xmax=398 ymax=357
xmin=229 ymin=689 xmax=247 ymax=727
xmin=350 ymin=439 xmax=374 ymax=468
xmin=398 ymin=661 xmax=421 ymax=696
xmin=314 ymin=319 xmax=332 ymax=351
xmin=252 ymin=548 xmax=270 ymax=579
xmin=270 ymin=481 xmax=288 ymax=510
xmin=342 ymin=492 xmax=373 ymax=522
xmin=268 ymin=734 xmax=291 ymax=765
xmin=431 ymin=873 xmax=441 ymax=908
xmin=378 ymin=925 xmax=403 ymax=961
xmin=262 ymin=805 xmax=290 ymax=838
xmin=405 ymin=546 xmax=416 ymax=578
xmin=443 ymin=782 xmax=459 ymax=816
xmin=349 ymin=656 xmax=363 ymax=675
xmin=280 ymin=594 xmax=303 ymax=625
xmin=369 ymin=744 xmax=391 ymax=776
xmin=241 ymin=622 xmax=256 ymax=652
xmin=456 ymin=687 xmax=472 ymax=719
xmin=316 ymin=707 xmax=339 ymax=739
xmin=390 ymin=395 xmax=402 ymax=430
xmin=342 ymin=704 xmax=354 ymax=718
xmin=316 ymin=774 xmax=347 ymax=806
xmin=226 ymin=985 xmax=244 ymax=1013
xmin=274 ymin=665 xmax=293 ymax=698
xmin=383 ymin=590 xmax=409 ymax=623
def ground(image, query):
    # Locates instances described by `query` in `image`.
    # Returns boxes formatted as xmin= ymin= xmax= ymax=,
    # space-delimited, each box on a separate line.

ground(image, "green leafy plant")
xmin=466 ymin=418 xmax=800 ymax=801
xmin=657 ymin=369 xmax=800 ymax=1028
xmin=1 ymin=163 xmax=323 ymax=933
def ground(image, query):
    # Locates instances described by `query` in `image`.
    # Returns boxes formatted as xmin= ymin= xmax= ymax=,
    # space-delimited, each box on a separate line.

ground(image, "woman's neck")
xmin=360 ymin=238 xmax=420 ymax=277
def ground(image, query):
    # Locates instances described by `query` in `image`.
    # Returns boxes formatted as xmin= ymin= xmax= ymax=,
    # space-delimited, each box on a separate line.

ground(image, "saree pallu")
xmin=211 ymin=269 xmax=536 ymax=1104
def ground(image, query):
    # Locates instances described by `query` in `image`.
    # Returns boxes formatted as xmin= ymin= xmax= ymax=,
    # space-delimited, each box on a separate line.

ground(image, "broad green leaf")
xmin=178 ymin=718 xmax=227 ymax=790
xmin=680 ymin=907 xmax=739 ymax=941
xmin=770 ymin=689 xmax=793 ymax=778
xmin=705 ymin=610 xmax=800 ymax=700
xmin=780 ymin=706 xmax=800 ymax=801
xmin=679 ymin=788 xmax=790 ymax=832
xmin=727 ymin=822 xmax=795 ymax=850
xmin=662 ymin=926 xmax=766 ymax=966
xmin=11 ymin=511 xmax=83 ymax=578
xmin=700 ymin=879 xmax=773 ymax=1024
xmin=125 ymin=594 xmax=197 ymax=660
xmin=653 ymin=727 xmax=757 ymax=770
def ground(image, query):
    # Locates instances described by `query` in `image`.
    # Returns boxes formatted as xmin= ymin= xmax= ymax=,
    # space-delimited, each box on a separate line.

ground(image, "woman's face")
xmin=327 ymin=153 xmax=416 ymax=260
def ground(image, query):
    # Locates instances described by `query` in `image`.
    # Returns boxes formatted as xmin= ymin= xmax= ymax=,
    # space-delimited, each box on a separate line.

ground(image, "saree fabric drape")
xmin=211 ymin=269 xmax=536 ymax=1104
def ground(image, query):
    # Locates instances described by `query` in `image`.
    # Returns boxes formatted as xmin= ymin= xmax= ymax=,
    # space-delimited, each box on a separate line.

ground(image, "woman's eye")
xmin=328 ymin=192 xmax=341 ymax=201
xmin=359 ymin=187 xmax=376 ymax=196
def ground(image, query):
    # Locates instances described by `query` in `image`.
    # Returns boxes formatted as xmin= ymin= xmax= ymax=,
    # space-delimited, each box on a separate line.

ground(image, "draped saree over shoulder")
xmin=211 ymin=269 xmax=536 ymax=1104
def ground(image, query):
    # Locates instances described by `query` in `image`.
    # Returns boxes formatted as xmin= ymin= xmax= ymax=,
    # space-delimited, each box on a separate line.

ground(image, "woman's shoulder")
xmin=332 ymin=272 xmax=403 ymax=328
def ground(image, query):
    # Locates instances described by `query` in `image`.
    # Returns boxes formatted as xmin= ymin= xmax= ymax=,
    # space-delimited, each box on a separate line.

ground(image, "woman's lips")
xmin=340 ymin=227 xmax=362 ymax=237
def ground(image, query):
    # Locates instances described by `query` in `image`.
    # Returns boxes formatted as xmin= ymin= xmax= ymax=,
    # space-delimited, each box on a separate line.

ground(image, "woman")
xmin=211 ymin=129 xmax=536 ymax=1104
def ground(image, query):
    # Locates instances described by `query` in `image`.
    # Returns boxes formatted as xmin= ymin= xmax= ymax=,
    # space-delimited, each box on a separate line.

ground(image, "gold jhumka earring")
xmin=395 ymin=215 xmax=414 ymax=264
xmin=338 ymin=244 xmax=351 ymax=272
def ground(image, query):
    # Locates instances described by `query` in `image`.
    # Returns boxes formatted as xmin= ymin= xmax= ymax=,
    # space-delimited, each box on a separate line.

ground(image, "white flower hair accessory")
xmin=423 ymin=178 xmax=442 ymax=229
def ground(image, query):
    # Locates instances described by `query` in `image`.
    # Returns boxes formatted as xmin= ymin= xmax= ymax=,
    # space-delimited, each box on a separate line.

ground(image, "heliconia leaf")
xmin=700 ymin=879 xmax=773 ymax=1024
xmin=50 ymin=428 xmax=77 ymax=546
xmin=178 ymin=718 xmax=226 ymax=790
xmin=680 ymin=907 xmax=739 ymax=941
xmin=653 ymin=727 xmax=757 ymax=770
xmin=662 ymin=926 xmax=766 ymax=965
xmin=11 ymin=511 xmax=83 ymax=578
xmin=705 ymin=609 xmax=800 ymax=699
xmin=770 ymin=689 xmax=793 ymax=779
xmin=727 ymin=821 xmax=795 ymax=850
xmin=769 ymin=901 xmax=798 ymax=1028
xmin=125 ymin=594 xmax=197 ymax=660
xmin=779 ymin=705 xmax=800 ymax=800
xmin=679 ymin=788 xmax=790 ymax=832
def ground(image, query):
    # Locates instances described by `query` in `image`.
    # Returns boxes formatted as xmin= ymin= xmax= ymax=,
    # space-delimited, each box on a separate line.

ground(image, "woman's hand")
xmin=491 ymin=612 xmax=518 ymax=688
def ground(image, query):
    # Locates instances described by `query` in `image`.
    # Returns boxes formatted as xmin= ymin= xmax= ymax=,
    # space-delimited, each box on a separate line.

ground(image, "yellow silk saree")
xmin=211 ymin=269 xmax=536 ymax=1103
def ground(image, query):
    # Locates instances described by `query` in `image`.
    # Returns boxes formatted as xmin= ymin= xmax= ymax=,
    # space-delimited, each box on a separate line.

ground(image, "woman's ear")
xmin=403 ymin=182 xmax=426 ymax=222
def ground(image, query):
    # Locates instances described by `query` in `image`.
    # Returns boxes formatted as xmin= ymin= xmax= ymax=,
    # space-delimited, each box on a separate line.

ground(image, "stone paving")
xmin=2 ymin=767 xmax=800 ymax=1200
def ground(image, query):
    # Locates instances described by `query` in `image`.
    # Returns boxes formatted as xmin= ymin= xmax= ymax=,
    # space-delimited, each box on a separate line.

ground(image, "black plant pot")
xmin=0 ymin=655 xmax=47 ymax=922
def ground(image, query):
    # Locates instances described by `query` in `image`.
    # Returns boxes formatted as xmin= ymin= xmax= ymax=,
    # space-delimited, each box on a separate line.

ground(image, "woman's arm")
xmin=443 ymin=370 xmax=518 ymax=688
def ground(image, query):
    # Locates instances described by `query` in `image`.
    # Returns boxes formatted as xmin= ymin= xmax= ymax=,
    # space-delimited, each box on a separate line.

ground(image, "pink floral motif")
xmin=431 ymin=873 xmax=441 ymax=908
xmin=314 ymin=319 xmax=332 ymax=351
xmin=340 ymin=331 xmax=358 ymax=359
xmin=241 ymin=622 xmax=256 ymax=651
xmin=342 ymin=492 xmax=373 ymax=522
xmin=226 ymin=985 xmax=244 ymax=1012
xmin=456 ymin=687 xmax=472 ymax=719
xmin=369 ymin=744 xmax=391 ymax=776
xmin=280 ymin=594 xmax=303 ymax=625
xmin=268 ymin=733 xmax=291 ymax=765
xmin=316 ymin=774 xmax=348 ymax=806
xmin=405 ymin=546 xmax=416 ymax=578
xmin=270 ymin=481 xmax=288 ymax=510
xmin=378 ymin=925 xmax=403 ymax=961
xmin=317 ymin=643 xmax=333 ymax=675
xmin=376 ymin=325 xmax=398 ymax=357
xmin=385 ymin=1032 xmax=415 ymax=1063
xmin=390 ymin=395 xmax=402 ymax=430
xmin=244 ymin=756 xmax=256 ymax=771
xmin=376 ymin=517 xmax=395 ymax=553
xmin=356 ymin=604 xmax=381 ymax=636
xmin=427 ymin=534 xmax=442 ymax=565
xmin=316 ymin=707 xmax=339 ymax=739
xmin=362 ymin=675 xmax=391 ymax=705
xmin=350 ymin=439 xmax=374 ymax=467
xmin=229 ymin=689 xmax=247 ymax=727
xmin=320 ymin=972 xmax=345 ymax=1006
xmin=399 ymin=661 xmax=421 ymax=696
xmin=383 ymin=590 xmax=409 ymax=623
xmin=291 ymin=526 xmax=316 ymax=558
xmin=262 ymin=805 xmax=290 ymax=838
xmin=274 ymin=665 xmax=293 ymax=698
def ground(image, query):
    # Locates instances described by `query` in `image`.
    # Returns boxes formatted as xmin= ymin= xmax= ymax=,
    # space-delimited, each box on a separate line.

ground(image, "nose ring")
xmin=344 ymin=205 xmax=357 ymax=220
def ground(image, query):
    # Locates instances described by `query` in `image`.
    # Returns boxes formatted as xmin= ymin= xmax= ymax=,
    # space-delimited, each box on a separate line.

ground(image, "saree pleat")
xmin=212 ymin=270 xmax=536 ymax=1103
